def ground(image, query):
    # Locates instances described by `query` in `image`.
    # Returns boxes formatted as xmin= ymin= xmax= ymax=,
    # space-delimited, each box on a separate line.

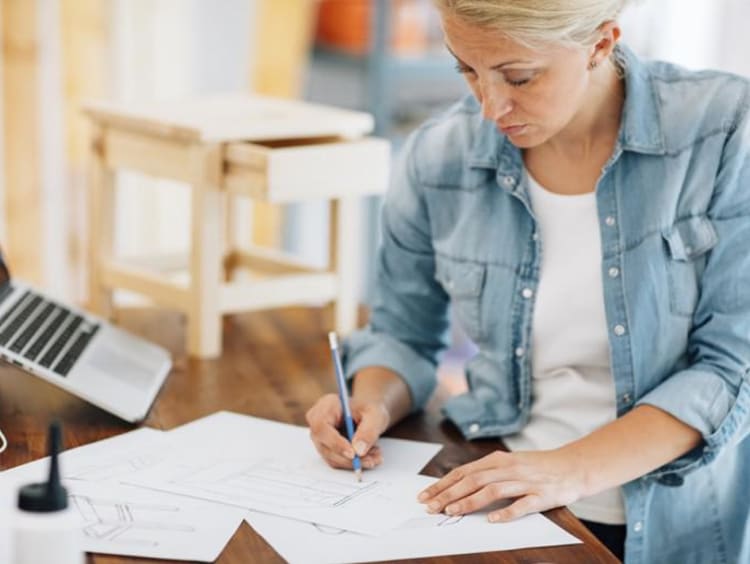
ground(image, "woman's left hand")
xmin=417 ymin=448 xmax=589 ymax=523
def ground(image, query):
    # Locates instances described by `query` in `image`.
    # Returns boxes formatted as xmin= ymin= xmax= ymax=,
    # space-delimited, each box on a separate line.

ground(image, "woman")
xmin=306 ymin=1 xmax=750 ymax=562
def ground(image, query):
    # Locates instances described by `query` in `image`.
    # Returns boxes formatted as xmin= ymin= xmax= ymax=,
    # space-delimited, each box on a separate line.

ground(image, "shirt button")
xmin=468 ymin=423 xmax=480 ymax=434
xmin=532 ymin=232 xmax=539 ymax=241
xmin=613 ymin=324 xmax=627 ymax=336
xmin=608 ymin=267 xmax=620 ymax=278
xmin=622 ymin=392 xmax=632 ymax=404
xmin=633 ymin=521 xmax=643 ymax=533
xmin=605 ymin=216 xmax=616 ymax=227
xmin=521 ymin=288 xmax=534 ymax=299
xmin=515 ymin=347 xmax=525 ymax=358
xmin=503 ymin=175 xmax=515 ymax=188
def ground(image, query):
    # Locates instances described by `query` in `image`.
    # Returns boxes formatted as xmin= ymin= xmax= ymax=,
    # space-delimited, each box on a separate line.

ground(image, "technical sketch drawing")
xmin=403 ymin=514 xmax=465 ymax=528
xmin=168 ymin=460 xmax=380 ymax=510
xmin=311 ymin=523 xmax=349 ymax=536
xmin=66 ymin=451 xmax=166 ymax=482
xmin=71 ymin=494 xmax=195 ymax=547
xmin=127 ymin=456 xmax=431 ymax=535
xmin=307 ymin=513 xmax=464 ymax=536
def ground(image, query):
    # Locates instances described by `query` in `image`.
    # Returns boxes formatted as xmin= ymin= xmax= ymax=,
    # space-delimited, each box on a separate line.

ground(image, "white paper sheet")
xmin=247 ymin=496 xmax=581 ymax=564
xmin=126 ymin=454 xmax=433 ymax=536
xmin=0 ymin=428 xmax=169 ymax=483
xmin=233 ymin=412 xmax=582 ymax=563
xmin=67 ymin=480 xmax=242 ymax=561
xmin=124 ymin=411 xmax=443 ymax=536
xmin=0 ymin=427 xmax=245 ymax=562
xmin=166 ymin=410 xmax=443 ymax=476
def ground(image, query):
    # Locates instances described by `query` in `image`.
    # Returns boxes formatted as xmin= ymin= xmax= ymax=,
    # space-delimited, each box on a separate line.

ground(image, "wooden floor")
xmin=0 ymin=306 xmax=617 ymax=563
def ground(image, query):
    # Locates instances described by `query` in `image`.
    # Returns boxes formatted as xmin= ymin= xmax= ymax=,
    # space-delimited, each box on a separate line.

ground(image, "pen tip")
xmin=355 ymin=469 xmax=363 ymax=482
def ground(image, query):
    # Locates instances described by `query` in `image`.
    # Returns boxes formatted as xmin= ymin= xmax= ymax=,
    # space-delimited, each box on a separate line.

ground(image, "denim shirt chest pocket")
xmin=662 ymin=216 xmax=718 ymax=316
xmin=434 ymin=256 xmax=487 ymax=342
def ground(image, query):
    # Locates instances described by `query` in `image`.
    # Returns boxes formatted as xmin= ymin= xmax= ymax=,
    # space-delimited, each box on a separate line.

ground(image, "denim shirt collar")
xmin=468 ymin=43 xmax=667 ymax=183
xmin=616 ymin=44 xmax=666 ymax=155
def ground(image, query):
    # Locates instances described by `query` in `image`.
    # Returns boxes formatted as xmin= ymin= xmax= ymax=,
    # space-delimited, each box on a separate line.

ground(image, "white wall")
xmin=620 ymin=0 xmax=720 ymax=69
xmin=620 ymin=0 xmax=748 ymax=77
xmin=716 ymin=0 xmax=750 ymax=77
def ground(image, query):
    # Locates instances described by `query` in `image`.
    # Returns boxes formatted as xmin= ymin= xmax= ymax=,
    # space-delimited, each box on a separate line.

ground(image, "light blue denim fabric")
xmin=342 ymin=44 xmax=750 ymax=563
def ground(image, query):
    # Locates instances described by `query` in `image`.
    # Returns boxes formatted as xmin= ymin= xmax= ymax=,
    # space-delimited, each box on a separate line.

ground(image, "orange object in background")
xmin=315 ymin=0 xmax=428 ymax=55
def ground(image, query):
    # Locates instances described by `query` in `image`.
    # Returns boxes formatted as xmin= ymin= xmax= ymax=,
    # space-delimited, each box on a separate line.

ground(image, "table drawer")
xmin=223 ymin=136 xmax=390 ymax=203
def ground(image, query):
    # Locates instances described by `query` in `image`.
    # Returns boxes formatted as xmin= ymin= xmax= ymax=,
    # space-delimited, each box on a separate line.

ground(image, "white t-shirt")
xmin=502 ymin=169 xmax=626 ymax=525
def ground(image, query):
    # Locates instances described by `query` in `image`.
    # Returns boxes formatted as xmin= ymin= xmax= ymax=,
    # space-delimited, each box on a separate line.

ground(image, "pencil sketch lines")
xmin=402 ymin=514 xmax=465 ymax=530
xmin=71 ymin=494 xmax=195 ymax=547
xmin=67 ymin=451 xmax=165 ymax=482
xmin=167 ymin=460 xmax=380 ymax=510
xmin=307 ymin=513 xmax=465 ymax=538
xmin=311 ymin=523 xmax=348 ymax=535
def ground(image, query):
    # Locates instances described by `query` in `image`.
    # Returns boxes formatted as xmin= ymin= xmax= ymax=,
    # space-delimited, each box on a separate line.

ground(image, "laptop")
xmin=0 ymin=251 xmax=171 ymax=422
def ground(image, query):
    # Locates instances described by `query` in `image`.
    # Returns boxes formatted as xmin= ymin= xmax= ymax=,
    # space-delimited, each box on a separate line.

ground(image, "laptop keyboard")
xmin=0 ymin=289 xmax=100 ymax=377
xmin=10 ymin=302 xmax=55 ymax=353
xmin=0 ymin=283 xmax=14 ymax=306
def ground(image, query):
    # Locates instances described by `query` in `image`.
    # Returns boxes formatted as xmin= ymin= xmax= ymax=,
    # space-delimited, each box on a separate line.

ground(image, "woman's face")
xmin=441 ymin=13 xmax=594 ymax=148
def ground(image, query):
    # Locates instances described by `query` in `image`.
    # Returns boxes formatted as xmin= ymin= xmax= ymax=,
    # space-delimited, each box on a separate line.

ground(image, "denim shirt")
xmin=343 ymin=44 xmax=750 ymax=563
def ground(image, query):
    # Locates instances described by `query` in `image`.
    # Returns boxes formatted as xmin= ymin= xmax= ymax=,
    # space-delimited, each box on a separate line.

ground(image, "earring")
xmin=588 ymin=59 xmax=598 ymax=70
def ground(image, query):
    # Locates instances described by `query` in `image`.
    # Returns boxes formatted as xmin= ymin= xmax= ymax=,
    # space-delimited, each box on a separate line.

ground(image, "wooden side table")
xmin=84 ymin=94 xmax=390 ymax=358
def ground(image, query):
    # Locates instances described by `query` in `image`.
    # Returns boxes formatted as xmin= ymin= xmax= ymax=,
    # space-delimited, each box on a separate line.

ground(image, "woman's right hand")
xmin=305 ymin=393 xmax=391 ymax=470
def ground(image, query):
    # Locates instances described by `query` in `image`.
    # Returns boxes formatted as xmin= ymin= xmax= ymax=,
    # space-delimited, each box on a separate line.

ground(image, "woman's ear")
xmin=588 ymin=21 xmax=622 ymax=68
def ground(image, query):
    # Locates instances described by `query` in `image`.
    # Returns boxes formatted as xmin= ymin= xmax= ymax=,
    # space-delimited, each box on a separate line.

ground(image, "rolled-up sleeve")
xmin=637 ymin=93 xmax=750 ymax=478
xmin=341 ymin=129 xmax=451 ymax=412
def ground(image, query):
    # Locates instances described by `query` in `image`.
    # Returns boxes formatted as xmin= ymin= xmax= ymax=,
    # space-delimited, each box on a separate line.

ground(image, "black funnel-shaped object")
xmin=17 ymin=421 xmax=68 ymax=512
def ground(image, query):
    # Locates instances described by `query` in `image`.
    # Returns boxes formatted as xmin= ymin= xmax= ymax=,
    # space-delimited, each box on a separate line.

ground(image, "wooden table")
xmin=0 ymin=307 xmax=618 ymax=563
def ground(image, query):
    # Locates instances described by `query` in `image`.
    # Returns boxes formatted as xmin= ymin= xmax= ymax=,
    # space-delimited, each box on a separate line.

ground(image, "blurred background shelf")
xmin=308 ymin=0 xmax=467 ymax=140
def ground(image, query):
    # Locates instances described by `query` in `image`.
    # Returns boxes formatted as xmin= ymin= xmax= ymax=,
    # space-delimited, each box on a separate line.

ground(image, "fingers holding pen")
xmin=318 ymin=442 xmax=383 ymax=470
xmin=306 ymin=393 xmax=385 ymax=470
xmin=306 ymin=393 xmax=350 ymax=457
xmin=351 ymin=401 xmax=390 ymax=458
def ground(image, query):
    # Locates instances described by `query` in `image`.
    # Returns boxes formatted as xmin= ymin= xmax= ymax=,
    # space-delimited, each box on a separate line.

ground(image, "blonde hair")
xmin=432 ymin=0 xmax=632 ymax=48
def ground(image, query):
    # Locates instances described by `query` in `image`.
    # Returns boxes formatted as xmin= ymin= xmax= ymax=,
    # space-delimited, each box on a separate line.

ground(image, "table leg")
xmin=87 ymin=124 xmax=115 ymax=319
xmin=188 ymin=145 xmax=223 ymax=357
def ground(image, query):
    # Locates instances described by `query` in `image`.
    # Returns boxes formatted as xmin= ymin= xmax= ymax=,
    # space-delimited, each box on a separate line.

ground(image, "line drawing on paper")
xmin=312 ymin=523 xmax=348 ymax=536
xmin=71 ymin=494 xmax=195 ymax=547
xmin=403 ymin=514 xmax=465 ymax=528
xmin=307 ymin=513 xmax=465 ymax=536
xmin=66 ymin=451 xmax=166 ymax=482
xmin=166 ymin=460 xmax=380 ymax=510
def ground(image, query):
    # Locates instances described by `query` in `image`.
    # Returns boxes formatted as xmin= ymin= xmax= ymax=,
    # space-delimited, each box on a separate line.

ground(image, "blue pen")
xmin=328 ymin=331 xmax=363 ymax=482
